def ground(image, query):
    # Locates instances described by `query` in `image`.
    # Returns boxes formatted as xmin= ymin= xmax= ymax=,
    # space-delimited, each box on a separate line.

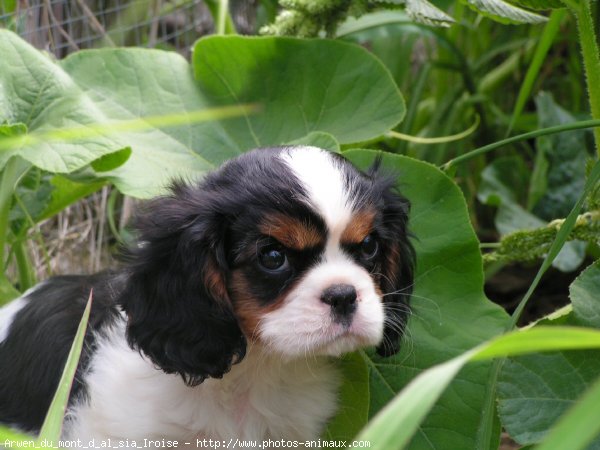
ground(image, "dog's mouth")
xmin=309 ymin=318 xmax=383 ymax=355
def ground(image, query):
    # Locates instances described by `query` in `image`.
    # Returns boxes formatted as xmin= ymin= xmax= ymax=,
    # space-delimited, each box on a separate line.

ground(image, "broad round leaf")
xmin=193 ymin=36 xmax=405 ymax=148
xmin=345 ymin=150 xmax=508 ymax=449
xmin=1 ymin=32 xmax=406 ymax=198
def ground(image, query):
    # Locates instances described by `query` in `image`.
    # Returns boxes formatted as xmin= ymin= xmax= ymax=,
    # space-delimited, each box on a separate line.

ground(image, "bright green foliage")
xmin=498 ymin=262 xmax=600 ymax=449
xmin=0 ymin=31 xmax=132 ymax=174
xmin=2 ymin=32 xmax=404 ymax=199
xmin=0 ymin=32 xmax=407 ymax=303
xmin=346 ymin=150 xmax=508 ymax=449
xmin=322 ymin=352 xmax=370 ymax=440
xmin=357 ymin=326 xmax=600 ymax=450
xmin=2 ymin=7 xmax=600 ymax=449
xmin=192 ymin=36 xmax=405 ymax=149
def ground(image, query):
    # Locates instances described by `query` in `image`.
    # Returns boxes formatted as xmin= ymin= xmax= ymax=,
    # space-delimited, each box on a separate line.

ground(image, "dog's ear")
xmin=369 ymin=163 xmax=415 ymax=358
xmin=119 ymin=182 xmax=246 ymax=386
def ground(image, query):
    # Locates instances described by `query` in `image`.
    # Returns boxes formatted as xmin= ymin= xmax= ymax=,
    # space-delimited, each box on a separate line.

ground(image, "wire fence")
xmin=0 ymin=0 xmax=257 ymax=58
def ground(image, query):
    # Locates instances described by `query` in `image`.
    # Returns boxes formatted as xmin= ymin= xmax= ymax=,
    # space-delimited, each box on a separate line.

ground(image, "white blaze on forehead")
xmin=279 ymin=146 xmax=354 ymax=239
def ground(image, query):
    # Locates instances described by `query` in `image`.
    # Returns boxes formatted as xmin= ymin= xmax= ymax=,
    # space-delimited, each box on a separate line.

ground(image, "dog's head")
xmin=120 ymin=146 xmax=414 ymax=385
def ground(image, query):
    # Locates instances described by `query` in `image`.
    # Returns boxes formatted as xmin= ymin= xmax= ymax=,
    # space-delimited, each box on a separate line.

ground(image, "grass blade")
xmin=37 ymin=291 xmax=93 ymax=443
xmin=506 ymin=10 xmax=568 ymax=136
xmin=356 ymin=326 xmax=600 ymax=450
xmin=0 ymin=425 xmax=35 ymax=443
xmin=442 ymin=119 xmax=600 ymax=170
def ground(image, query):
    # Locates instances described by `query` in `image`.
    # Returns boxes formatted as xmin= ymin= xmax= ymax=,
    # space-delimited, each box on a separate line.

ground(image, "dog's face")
xmin=121 ymin=147 xmax=414 ymax=385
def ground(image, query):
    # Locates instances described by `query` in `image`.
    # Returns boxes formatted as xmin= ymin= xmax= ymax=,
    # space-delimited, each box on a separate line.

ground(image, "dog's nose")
xmin=320 ymin=284 xmax=357 ymax=319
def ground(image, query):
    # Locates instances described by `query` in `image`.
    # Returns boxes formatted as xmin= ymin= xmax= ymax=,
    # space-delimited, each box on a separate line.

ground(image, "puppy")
xmin=0 ymin=146 xmax=414 ymax=443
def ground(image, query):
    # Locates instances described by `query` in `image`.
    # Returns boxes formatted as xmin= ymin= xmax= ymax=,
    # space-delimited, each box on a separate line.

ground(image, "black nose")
xmin=320 ymin=284 xmax=357 ymax=319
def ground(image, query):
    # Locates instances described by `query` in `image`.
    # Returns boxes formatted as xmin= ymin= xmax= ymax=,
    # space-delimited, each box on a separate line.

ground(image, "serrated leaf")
xmin=405 ymin=0 xmax=455 ymax=27
xmin=459 ymin=0 xmax=548 ymax=24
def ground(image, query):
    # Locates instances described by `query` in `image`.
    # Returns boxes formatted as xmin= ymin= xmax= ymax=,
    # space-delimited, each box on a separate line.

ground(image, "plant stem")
xmin=483 ymin=211 xmax=600 ymax=265
xmin=0 ymin=157 xmax=30 ymax=273
xmin=217 ymin=0 xmax=229 ymax=35
xmin=442 ymin=119 xmax=600 ymax=170
xmin=12 ymin=240 xmax=35 ymax=291
xmin=566 ymin=0 xmax=600 ymax=155
xmin=205 ymin=0 xmax=236 ymax=35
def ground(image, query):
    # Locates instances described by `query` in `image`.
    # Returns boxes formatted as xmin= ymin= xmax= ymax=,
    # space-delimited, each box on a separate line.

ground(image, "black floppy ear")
xmin=371 ymin=164 xmax=415 ymax=357
xmin=119 ymin=182 xmax=246 ymax=386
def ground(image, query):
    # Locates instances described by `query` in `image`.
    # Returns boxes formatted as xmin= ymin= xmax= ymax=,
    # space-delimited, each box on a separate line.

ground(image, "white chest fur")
xmin=65 ymin=322 xmax=340 ymax=443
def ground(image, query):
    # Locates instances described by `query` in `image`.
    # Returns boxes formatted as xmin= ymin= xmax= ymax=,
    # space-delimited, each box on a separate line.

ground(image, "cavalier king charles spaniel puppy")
xmin=0 ymin=146 xmax=414 ymax=443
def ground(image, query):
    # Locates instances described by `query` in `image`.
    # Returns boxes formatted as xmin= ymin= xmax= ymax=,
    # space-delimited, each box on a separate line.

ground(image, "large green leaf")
xmin=0 ymin=31 xmax=131 ymax=173
xmin=192 ymin=36 xmax=405 ymax=148
xmin=356 ymin=326 xmax=600 ymax=450
xmin=1 ymin=32 xmax=405 ymax=198
xmin=498 ymin=261 xmax=600 ymax=449
xmin=323 ymin=352 xmax=370 ymax=441
xmin=345 ymin=150 xmax=508 ymax=449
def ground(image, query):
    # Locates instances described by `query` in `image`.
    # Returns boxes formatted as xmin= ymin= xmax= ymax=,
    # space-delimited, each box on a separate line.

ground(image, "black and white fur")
xmin=0 ymin=146 xmax=414 ymax=442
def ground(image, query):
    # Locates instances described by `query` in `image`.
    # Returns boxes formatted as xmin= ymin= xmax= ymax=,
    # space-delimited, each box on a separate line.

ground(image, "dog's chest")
xmin=66 ymin=337 xmax=340 ymax=442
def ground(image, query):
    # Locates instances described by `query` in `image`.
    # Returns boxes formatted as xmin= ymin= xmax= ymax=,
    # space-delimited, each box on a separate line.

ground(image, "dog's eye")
xmin=360 ymin=234 xmax=378 ymax=260
xmin=258 ymin=245 xmax=289 ymax=272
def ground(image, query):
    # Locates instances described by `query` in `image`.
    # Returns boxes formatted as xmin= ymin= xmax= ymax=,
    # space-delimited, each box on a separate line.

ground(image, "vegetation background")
xmin=1 ymin=0 xmax=600 ymax=449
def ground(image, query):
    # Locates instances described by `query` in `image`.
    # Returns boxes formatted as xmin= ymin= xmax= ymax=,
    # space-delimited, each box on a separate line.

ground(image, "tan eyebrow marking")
xmin=341 ymin=209 xmax=377 ymax=244
xmin=258 ymin=214 xmax=324 ymax=250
